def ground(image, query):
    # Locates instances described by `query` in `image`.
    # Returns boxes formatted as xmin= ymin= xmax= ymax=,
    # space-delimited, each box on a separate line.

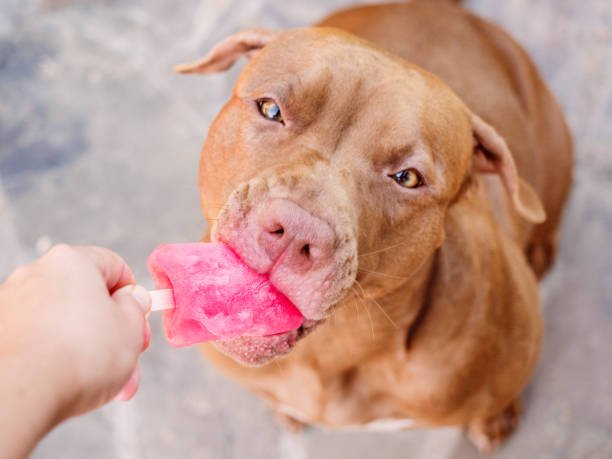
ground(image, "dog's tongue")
xmin=146 ymin=243 xmax=303 ymax=347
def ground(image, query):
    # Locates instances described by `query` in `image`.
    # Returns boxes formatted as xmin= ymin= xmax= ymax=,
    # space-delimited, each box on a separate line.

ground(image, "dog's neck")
xmin=290 ymin=253 xmax=437 ymax=372
xmin=292 ymin=195 xmax=505 ymax=373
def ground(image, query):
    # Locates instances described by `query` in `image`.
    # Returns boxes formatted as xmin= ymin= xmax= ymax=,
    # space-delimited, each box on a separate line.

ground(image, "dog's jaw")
xmin=213 ymin=319 xmax=321 ymax=366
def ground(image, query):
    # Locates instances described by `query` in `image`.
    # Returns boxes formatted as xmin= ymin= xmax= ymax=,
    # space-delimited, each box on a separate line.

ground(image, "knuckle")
xmin=48 ymin=243 xmax=73 ymax=256
xmin=6 ymin=263 xmax=32 ymax=282
xmin=45 ymin=243 xmax=78 ymax=262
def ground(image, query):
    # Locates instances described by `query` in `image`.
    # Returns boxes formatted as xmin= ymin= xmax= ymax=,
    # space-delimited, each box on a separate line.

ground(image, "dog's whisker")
xmin=358 ymin=240 xmax=410 ymax=258
xmin=362 ymin=299 xmax=375 ymax=341
xmin=342 ymin=291 xmax=375 ymax=362
xmin=350 ymin=287 xmax=363 ymax=322
xmin=352 ymin=285 xmax=375 ymax=340
xmin=347 ymin=287 xmax=364 ymax=333
xmin=354 ymin=280 xmax=398 ymax=330
xmin=357 ymin=268 xmax=412 ymax=281
xmin=352 ymin=280 xmax=366 ymax=298
xmin=273 ymin=358 xmax=292 ymax=382
xmin=371 ymin=297 xmax=398 ymax=330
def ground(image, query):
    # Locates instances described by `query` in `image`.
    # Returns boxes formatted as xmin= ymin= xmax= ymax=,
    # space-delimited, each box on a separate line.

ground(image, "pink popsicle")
xmin=147 ymin=243 xmax=304 ymax=347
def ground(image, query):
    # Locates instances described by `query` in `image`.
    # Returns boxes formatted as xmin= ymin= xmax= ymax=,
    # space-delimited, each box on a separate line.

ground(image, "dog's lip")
xmin=214 ymin=238 xmax=321 ymax=322
xmin=274 ymin=318 xmax=320 ymax=338
xmin=209 ymin=237 xmax=329 ymax=362
xmin=213 ymin=318 xmax=323 ymax=365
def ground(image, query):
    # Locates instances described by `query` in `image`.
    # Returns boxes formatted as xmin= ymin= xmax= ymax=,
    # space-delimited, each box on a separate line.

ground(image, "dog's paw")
xmin=466 ymin=399 xmax=522 ymax=453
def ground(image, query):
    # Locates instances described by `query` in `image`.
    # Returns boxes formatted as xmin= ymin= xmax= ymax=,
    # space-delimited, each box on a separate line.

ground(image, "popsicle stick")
xmin=150 ymin=289 xmax=175 ymax=311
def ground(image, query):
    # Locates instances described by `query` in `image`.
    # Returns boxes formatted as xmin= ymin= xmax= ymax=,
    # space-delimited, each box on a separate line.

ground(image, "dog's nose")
xmin=258 ymin=200 xmax=335 ymax=272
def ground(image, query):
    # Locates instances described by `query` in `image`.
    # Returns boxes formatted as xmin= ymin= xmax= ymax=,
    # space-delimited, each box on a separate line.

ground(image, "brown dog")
xmin=175 ymin=0 xmax=572 ymax=451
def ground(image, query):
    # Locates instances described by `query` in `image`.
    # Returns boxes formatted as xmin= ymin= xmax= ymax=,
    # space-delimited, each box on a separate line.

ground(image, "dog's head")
xmin=178 ymin=28 xmax=545 ymax=365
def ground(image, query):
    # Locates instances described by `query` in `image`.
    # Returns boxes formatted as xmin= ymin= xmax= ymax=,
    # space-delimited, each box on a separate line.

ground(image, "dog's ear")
xmin=469 ymin=112 xmax=546 ymax=224
xmin=174 ymin=29 xmax=280 ymax=74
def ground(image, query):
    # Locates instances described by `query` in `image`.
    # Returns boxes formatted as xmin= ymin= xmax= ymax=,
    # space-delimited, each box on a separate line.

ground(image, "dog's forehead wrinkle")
xmin=250 ymin=31 xmax=419 ymax=94
xmin=243 ymin=35 xmax=438 ymax=164
xmin=239 ymin=68 xmax=330 ymax=111
xmin=271 ymin=27 xmax=396 ymax=66
xmin=300 ymin=90 xmax=422 ymax=173
xmin=353 ymin=85 xmax=426 ymax=149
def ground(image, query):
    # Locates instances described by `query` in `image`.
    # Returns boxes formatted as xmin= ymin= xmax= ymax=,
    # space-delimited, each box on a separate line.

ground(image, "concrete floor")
xmin=1 ymin=0 xmax=611 ymax=458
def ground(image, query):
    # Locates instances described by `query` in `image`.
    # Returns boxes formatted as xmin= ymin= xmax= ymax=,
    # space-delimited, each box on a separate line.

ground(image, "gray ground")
xmin=1 ymin=0 xmax=611 ymax=458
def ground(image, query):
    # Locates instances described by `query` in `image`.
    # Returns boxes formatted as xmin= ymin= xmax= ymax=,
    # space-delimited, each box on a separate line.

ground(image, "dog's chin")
xmin=213 ymin=319 xmax=320 ymax=366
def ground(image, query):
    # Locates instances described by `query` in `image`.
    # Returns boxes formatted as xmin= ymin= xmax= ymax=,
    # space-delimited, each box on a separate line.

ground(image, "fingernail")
xmin=142 ymin=321 xmax=151 ymax=352
xmin=131 ymin=285 xmax=151 ymax=313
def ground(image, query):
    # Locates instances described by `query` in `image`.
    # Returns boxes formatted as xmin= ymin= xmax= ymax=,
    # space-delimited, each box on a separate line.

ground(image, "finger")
xmin=111 ymin=284 xmax=151 ymax=354
xmin=110 ymin=286 xmax=150 ymax=402
xmin=74 ymin=245 xmax=136 ymax=293
xmin=142 ymin=320 xmax=152 ymax=352
xmin=114 ymin=364 xmax=141 ymax=402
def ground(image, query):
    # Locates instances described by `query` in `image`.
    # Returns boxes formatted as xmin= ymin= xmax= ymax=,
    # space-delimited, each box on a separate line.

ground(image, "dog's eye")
xmin=257 ymin=98 xmax=284 ymax=123
xmin=389 ymin=168 xmax=423 ymax=189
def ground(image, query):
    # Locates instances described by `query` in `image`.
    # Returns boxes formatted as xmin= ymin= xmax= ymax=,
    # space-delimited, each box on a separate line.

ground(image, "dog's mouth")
xmin=213 ymin=318 xmax=322 ymax=366
xmin=204 ymin=239 xmax=343 ymax=365
xmin=209 ymin=196 xmax=358 ymax=365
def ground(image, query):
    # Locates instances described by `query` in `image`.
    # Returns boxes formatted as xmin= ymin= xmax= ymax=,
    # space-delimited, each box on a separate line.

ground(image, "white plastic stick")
xmin=149 ymin=289 xmax=175 ymax=311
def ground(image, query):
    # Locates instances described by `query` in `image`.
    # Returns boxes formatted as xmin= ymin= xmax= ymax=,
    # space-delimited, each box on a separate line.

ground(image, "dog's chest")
xmin=276 ymin=403 xmax=415 ymax=431
xmin=270 ymin=361 xmax=417 ymax=431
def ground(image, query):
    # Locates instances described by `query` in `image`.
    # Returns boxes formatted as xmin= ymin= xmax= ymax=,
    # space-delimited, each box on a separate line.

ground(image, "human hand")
xmin=0 ymin=244 xmax=151 ymax=424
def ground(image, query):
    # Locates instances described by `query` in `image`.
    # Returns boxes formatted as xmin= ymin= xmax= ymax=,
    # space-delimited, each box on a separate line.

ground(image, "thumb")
xmin=111 ymin=284 xmax=152 ymax=315
xmin=111 ymin=284 xmax=151 ymax=355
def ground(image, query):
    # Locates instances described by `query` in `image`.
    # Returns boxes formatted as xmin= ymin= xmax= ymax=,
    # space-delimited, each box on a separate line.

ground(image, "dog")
xmin=175 ymin=0 xmax=573 ymax=451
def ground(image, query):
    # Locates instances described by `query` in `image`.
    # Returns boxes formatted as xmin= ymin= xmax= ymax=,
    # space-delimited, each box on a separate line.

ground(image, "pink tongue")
xmin=147 ymin=243 xmax=303 ymax=347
